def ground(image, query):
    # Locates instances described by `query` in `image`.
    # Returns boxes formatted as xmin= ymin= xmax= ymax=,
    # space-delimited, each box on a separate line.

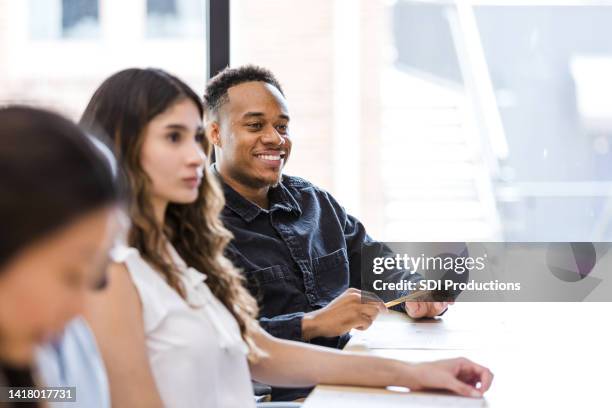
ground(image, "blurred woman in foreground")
xmin=0 ymin=106 xmax=118 ymax=407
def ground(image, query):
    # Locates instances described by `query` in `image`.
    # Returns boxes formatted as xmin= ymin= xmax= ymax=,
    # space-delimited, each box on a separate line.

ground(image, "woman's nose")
xmin=187 ymin=144 xmax=206 ymax=166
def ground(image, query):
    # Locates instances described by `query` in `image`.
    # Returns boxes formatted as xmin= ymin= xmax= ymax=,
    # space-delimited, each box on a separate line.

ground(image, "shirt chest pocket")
xmin=312 ymin=248 xmax=350 ymax=303
xmin=245 ymin=264 xmax=302 ymax=311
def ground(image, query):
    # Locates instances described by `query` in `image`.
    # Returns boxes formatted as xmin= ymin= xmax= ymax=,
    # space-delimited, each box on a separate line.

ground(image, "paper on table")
xmin=350 ymin=321 xmax=510 ymax=350
xmin=304 ymin=387 xmax=486 ymax=408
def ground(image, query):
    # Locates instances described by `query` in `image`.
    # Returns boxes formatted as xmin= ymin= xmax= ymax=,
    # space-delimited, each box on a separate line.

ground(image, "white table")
xmin=303 ymin=303 xmax=612 ymax=407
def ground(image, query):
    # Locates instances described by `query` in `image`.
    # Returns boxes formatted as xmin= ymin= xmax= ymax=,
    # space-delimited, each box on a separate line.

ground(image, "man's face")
xmin=213 ymin=81 xmax=291 ymax=189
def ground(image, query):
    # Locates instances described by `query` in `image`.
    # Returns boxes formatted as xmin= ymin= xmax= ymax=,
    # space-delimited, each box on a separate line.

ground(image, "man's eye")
xmin=195 ymin=131 xmax=205 ymax=143
xmin=246 ymin=123 xmax=263 ymax=131
xmin=167 ymin=132 xmax=181 ymax=143
xmin=276 ymin=124 xmax=288 ymax=134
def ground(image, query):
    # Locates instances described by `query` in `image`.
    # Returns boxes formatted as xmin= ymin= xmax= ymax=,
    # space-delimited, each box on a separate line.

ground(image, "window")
xmin=146 ymin=0 xmax=204 ymax=38
xmin=29 ymin=0 xmax=101 ymax=39
xmin=230 ymin=0 xmax=612 ymax=241
xmin=473 ymin=4 xmax=612 ymax=240
xmin=1 ymin=0 xmax=207 ymax=120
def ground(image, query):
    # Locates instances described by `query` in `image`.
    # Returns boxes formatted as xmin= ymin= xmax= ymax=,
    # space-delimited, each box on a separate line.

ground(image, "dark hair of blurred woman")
xmin=0 ymin=106 xmax=119 ymax=406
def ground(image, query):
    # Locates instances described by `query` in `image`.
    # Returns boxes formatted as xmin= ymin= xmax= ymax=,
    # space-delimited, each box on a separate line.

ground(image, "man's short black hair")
xmin=204 ymin=65 xmax=285 ymax=115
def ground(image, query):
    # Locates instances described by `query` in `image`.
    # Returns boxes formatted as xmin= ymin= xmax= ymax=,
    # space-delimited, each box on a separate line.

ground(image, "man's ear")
xmin=207 ymin=120 xmax=222 ymax=147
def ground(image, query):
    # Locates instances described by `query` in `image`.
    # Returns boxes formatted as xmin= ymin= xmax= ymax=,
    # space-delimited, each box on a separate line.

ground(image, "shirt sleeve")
xmin=341 ymin=211 xmax=453 ymax=316
xmin=258 ymin=312 xmax=304 ymax=341
xmin=324 ymin=191 xmax=422 ymax=309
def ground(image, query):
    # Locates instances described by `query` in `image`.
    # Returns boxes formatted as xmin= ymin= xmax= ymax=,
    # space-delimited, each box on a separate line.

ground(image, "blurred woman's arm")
xmin=249 ymin=328 xmax=492 ymax=398
xmin=84 ymin=263 xmax=164 ymax=408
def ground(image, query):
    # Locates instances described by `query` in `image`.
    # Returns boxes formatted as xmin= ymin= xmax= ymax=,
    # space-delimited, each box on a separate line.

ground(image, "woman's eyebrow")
xmin=164 ymin=124 xmax=189 ymax=130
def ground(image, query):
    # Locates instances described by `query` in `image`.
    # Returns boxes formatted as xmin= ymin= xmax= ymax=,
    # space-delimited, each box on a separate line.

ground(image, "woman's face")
xmin=141 ymin=98 xmax=206 ymax=206
xmin=0 ymin=207 xmax=117 ymax=365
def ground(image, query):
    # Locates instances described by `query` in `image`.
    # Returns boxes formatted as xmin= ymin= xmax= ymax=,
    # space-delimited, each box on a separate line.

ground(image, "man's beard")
xmin=229 ymin=166 xmax=283 ymax=190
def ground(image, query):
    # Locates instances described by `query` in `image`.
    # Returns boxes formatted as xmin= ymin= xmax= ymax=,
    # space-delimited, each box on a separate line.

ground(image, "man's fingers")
xmin=358 ymin=304 xmax=381 ymax=321
xmin=350 ymin=300 xmax=385 ymax=330
xmin=336 ymin=288 xmax=361 ymax=305
xmin=408 ymin=301 xmax=449 ymax=318
xmin=359 ymin=314 xmax=374 ymax=330
xmin=353 ymin=312 xmax=374 ymax=331
xmin=374 ymin=300 xmax=388 ymax=314
xmin=345 ymin=289 xmax=362 ymax=302
xmin=358 ymin=293 xmax=387 ymax=314
xmin=405 ymin=301 xmax=425 ymax=318
xmin=434 ymin=301 xmax=449 ymax=315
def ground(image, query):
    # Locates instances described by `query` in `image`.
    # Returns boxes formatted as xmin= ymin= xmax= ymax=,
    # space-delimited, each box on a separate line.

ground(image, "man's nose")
xmin=262 ymin=126 xmax=286 ymax=146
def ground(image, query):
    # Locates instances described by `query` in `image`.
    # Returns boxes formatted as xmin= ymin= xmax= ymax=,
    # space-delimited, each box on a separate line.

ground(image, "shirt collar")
xmin=211 ymin=163 xmax=302 ymax=223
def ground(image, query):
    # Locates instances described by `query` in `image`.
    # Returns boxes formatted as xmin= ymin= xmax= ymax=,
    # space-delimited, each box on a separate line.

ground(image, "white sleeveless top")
xmin=111 ymin=245 xmax=255 ymax=408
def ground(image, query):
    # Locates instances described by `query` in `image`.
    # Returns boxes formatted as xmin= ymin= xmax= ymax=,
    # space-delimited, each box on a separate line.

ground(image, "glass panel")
xmin=230 ymin=0 xmax=612 ymax=241
xmin=62 ymin=0 xmax=99 ymax=38
xmin=474 ymin=5 xmax=612 ymax=240
xmin=146 ymin=0 xmax=204 ymax=38
xmin=29 ymin=0 xmax=101 ymax=39
xmin=0 ymin=0 xmax=207 ymax=120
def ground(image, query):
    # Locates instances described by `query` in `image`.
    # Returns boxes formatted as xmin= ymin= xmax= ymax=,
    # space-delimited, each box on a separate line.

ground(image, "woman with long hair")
xmin=81 ymin=68 xmax=493 ymax=408
xmin=0 ymin=106 xmax=119 ymax=407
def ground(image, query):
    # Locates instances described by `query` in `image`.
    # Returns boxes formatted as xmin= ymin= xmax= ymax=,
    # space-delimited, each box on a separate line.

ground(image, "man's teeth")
xmin=257 ymin=154 xmax=282 ymax=160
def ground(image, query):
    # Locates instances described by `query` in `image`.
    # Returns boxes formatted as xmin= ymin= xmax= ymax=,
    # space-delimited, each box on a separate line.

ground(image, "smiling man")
xmin=204 ymin=65 xmax=450 ymax=401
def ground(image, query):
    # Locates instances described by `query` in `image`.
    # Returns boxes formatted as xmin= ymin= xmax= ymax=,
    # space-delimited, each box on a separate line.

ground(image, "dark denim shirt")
xmin=213 ymin=166 xmax=412 ymax=400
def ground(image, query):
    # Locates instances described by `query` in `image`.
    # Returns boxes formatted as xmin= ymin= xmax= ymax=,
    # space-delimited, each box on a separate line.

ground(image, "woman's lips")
xmin=182 ymin=177 xmax=201 ymax=188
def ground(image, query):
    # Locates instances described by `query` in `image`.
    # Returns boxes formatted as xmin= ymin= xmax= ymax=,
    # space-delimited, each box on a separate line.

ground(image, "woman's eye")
xmin=167 ymin=132 xmax=181 ymax=143
xmin=63 ymin=268 xmax=84 ymax=289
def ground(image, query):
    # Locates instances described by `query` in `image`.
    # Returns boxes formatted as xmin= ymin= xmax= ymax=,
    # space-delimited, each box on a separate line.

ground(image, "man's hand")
xmin=406 ymin=358 xmax=494 ymax=397
xmin=404 ymin=301 xmax=452 ymax=319
xmin=302 ymin=288 xmax=387 ymax=341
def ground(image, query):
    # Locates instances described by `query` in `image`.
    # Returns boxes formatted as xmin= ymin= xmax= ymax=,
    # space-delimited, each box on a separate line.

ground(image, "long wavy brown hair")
xmin=80 ymin=68 xmax=262 ymax=360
